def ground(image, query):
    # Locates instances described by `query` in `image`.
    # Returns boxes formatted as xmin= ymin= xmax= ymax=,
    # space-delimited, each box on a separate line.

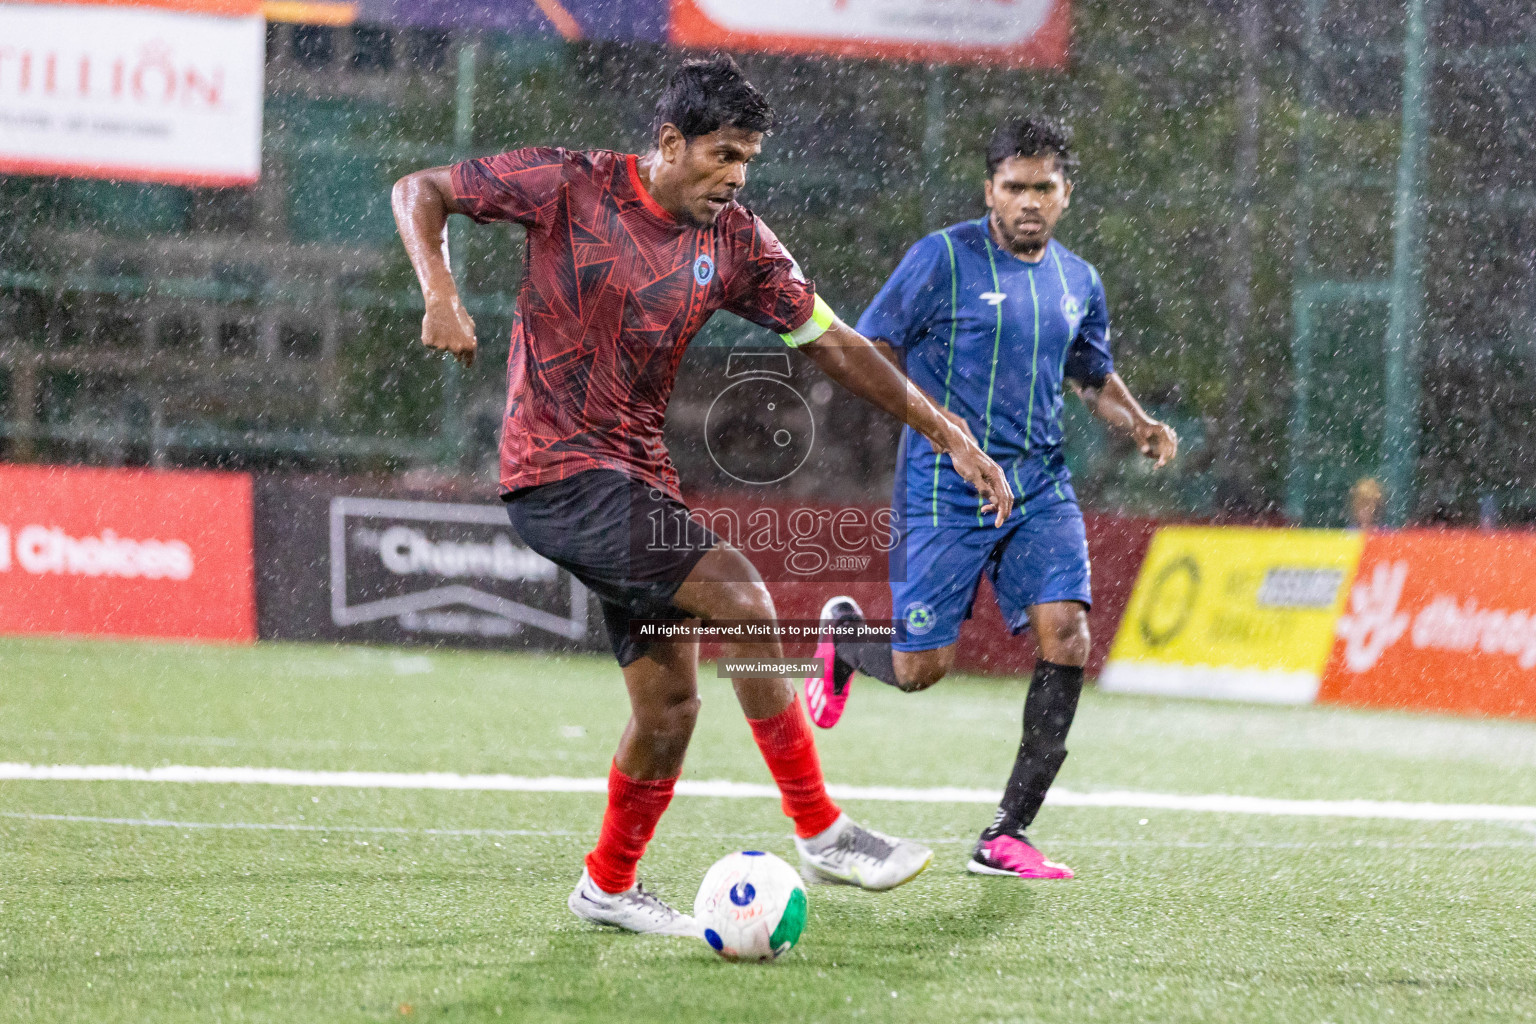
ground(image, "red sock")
xmin=748 ymin=697 xmax=842 ymax=838
xmin=584 ymin=762 xmax=677 ymax=894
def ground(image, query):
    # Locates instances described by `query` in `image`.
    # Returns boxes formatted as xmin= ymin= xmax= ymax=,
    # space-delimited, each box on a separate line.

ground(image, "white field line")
xmin=2 ymin=762 xmax=1536 ymax=824
xmin=3 ymin=812 xmax=1534 ymax=851
xmin=0 ymin=811 xmax=574 ymax=837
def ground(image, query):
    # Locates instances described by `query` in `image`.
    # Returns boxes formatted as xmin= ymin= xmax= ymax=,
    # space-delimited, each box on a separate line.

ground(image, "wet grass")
xmin=2 ymin=636 xmax=1534 ymax=1023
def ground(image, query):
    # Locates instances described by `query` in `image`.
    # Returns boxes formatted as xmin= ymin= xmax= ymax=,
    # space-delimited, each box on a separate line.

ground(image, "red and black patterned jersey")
xmin=450 ymin=147 xmax=817 ymax=499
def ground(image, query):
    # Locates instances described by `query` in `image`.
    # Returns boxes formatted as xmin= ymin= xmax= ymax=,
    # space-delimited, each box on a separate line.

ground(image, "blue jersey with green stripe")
xmin=857 ymin=220 xmax=1113 ymax=525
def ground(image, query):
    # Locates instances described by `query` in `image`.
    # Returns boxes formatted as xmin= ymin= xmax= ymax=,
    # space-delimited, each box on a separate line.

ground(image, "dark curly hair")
xmin=654 ymin=54 xmax=776 ymax=142
xmin=986 ymin=117 xmax=1078 ymax=177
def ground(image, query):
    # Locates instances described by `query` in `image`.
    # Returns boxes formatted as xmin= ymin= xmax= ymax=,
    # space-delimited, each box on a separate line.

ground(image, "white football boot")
xmin=567 ymin=869 xmax=699 ymax=937
xmin=794 ymin=814 xmax=933 ymax=891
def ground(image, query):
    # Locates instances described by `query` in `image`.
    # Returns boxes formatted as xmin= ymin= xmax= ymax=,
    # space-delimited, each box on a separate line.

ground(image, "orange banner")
xmin=1320 ymin=530 xmax=1536 ymax=719
xmin=261 ymin=1 xmax=357 ymax=23
xmin=0 ymin=464 xmax=256 ymax=643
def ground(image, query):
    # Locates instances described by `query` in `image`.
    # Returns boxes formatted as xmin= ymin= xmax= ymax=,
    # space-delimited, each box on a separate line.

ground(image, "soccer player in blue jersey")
xmin=804 ymin=117 xmax=1178 ymax=880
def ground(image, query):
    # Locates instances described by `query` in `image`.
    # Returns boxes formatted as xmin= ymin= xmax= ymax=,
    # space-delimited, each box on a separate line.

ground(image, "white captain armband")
xmin=778 ymin=294 xmax=837 ymax=348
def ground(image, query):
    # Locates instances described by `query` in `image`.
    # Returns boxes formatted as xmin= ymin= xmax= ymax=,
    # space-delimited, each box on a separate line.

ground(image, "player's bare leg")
xmin=672 ymin=545 xmax=798 ymax=720
xmin=673 ymin=545 xmax=932 ymax=890
xmin=1030 ymin=600 xmax=1090 ymax=666
xmin=892 ymin=645 xmax=957 ymax=692
xmin=970 ymin=599 xmax=1086 ymax=881
xmin=569 ymin=639 xmax=701 ymax=936
xmin=616 ymin=635 xmax=703 ymax=781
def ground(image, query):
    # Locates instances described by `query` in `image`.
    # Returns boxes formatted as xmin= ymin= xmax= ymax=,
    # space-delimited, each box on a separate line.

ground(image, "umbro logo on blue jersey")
xmin=980 ymin=291 xmax=1007 ymax=306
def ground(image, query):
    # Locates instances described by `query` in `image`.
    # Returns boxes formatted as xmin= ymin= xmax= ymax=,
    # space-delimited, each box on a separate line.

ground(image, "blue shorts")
xmin=890 ymin=499 xmax=1091 ymax=652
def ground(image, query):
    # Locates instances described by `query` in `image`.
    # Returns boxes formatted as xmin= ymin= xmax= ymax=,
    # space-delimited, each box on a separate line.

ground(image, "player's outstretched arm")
xmin=1072 ymin=373 xmax=1178 ymax=468
xmin=391 ymin=166 xmax=478 ymax=367
xmin=802 ymin=319 xmax=1014 ymax=526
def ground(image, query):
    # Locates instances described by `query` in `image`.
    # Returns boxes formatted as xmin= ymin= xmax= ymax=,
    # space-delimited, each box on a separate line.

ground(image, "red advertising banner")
xmin=0 ymin=464 xmax=256 ymax=643
xmin=670 ymin=0 xmax=1070 ymax=69
xmin=1320 ymin=530 xmax=1536 ymax=719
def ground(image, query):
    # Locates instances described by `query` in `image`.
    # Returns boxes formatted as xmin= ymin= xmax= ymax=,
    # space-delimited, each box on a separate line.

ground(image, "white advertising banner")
xmin=686 ymin=0 xmax=1053 ymax=45
xmin=670 ymin=0 xmax=1070 ymax=67
xmin=0 ymin=2 xmax=265 ymax=186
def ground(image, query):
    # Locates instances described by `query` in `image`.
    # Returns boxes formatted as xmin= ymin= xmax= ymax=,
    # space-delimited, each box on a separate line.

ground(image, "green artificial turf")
xmin=1 ymin=636 xmax=1534 ymax=1023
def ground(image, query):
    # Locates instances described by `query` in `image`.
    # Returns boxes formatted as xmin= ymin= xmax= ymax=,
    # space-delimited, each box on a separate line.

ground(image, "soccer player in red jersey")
xmin=392 ymin=55 xmax=1012 ymax=936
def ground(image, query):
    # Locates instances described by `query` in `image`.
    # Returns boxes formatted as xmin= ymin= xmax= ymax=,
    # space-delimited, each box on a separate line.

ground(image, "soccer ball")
xmin=694 ymin=851 xmax=807 ymax=961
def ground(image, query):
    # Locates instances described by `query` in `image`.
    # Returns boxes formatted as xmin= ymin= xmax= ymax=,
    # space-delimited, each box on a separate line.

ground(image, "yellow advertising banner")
xmin=1101 ymin=527 xmax=1364 ymax=704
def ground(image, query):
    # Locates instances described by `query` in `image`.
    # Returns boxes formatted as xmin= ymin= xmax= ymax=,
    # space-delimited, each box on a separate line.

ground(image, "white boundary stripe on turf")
xmin=0 ymin=811 xmax=575 ymax=837
xmin=1045 ymin=788 xmax=1536 ymax=823
xmin=3 ymin=762 xmax=1536 ymax=823
xmin=0 ymin=762 xmax=614 ymax=793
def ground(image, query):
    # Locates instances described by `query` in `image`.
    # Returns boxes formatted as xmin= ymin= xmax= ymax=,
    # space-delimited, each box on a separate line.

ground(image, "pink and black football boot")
xmin=804 ymin=596 xmax=862 ymax=729
xmin=967 ymin=832 xmax=1075 ymax=880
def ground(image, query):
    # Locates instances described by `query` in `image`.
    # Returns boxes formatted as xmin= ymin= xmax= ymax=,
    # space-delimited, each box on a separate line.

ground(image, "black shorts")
xmin=504 ymin=469 xmax=718 ymax=666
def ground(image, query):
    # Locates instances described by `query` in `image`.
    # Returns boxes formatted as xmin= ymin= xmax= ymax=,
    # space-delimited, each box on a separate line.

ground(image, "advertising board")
xmin=0 ymin=464 xmax=256 ymax=642
xmin=1320 ymin=530 xmax=1536 ymax=719
xmin=0 ymin=0 xmax=265 ymax=186
xmin=669 ymin=0 xmax=1070 ymax=68
xmin=358 ymin=0 xmax=666 ymax=40
xmin=1101 ymin=526 xmax=1363 ymax=704
xmin=255 ymin=477 xmax=596 ymax=652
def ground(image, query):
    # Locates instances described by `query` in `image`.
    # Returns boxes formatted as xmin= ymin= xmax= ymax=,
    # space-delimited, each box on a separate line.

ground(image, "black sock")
xmin=982 ymin=660 xmax=1084 ymax=841
xmin=833 ymin=636 xmax=899 ymax=688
